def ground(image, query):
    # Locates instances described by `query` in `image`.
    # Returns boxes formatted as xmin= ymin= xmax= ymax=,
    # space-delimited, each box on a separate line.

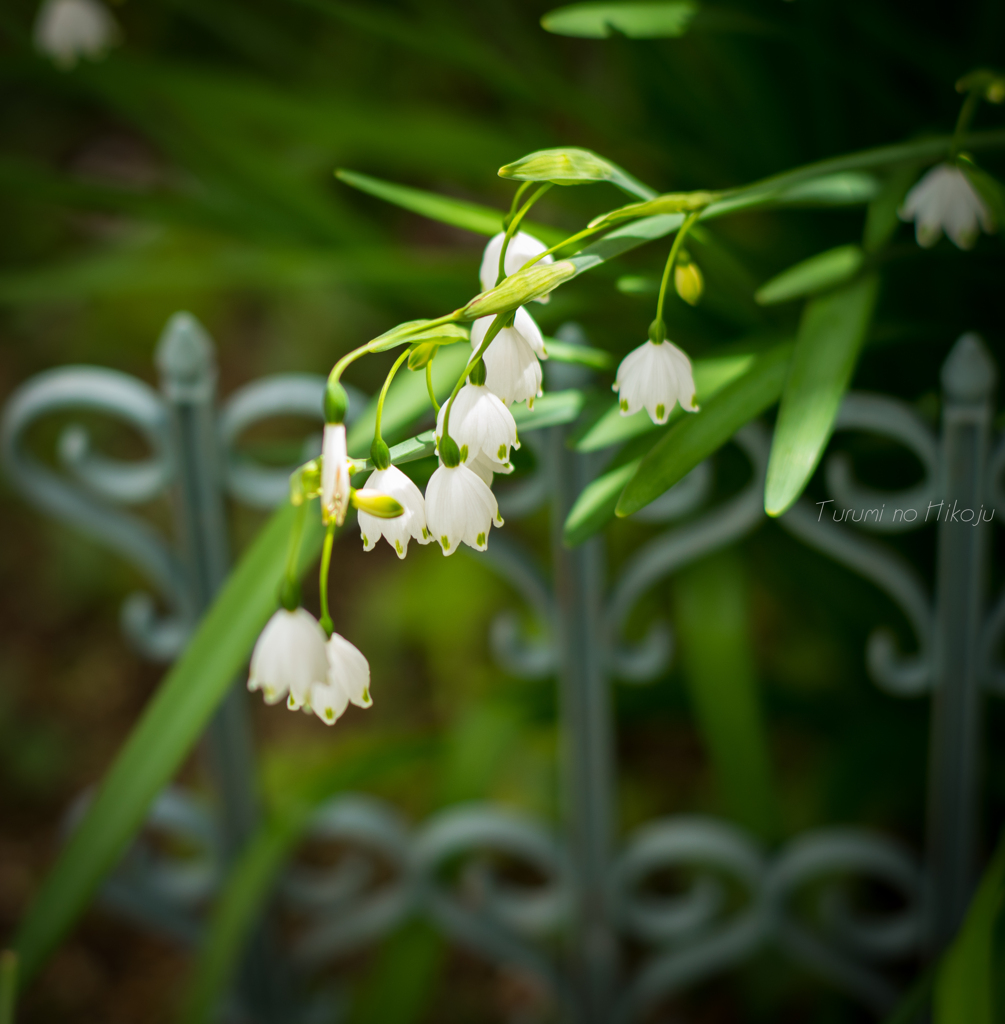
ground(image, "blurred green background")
xmin=0 ymin=0 xmax=1003 ymax=1021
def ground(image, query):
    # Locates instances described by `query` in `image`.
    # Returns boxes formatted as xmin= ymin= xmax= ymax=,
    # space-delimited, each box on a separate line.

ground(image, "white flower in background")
xmin=471 ymin=307 xmax=547 ymax=407
xmin=358 ymin=465 xmax=430 ymax=558
xmin=613 ymin=340 xmax=699 ymax=424
xmin=437 ymin=383 xmax=519 ymax=465
xmin=899 ymin=164 xmax=994 ymax=250
xmin=247 ymin=608 xmax=329 ymax=707
xmin=480 ymin=231 xmax=554 ymax=298
xmin=307 ymin=632 xmax=372 ymax=726
xmin=321 ymin=423 xmax=352 ymax=525
xmin=468 ymin=451 xmax=513 ymax=486
xmin=425 ymin=462 xmax=503 ymax=554
xmin=33 ymin=0 xmax=120 ymax=69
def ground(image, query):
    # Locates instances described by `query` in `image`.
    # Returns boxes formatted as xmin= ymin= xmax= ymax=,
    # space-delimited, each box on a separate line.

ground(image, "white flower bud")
xmin=321 ymin=423 xmax=352 ymax=526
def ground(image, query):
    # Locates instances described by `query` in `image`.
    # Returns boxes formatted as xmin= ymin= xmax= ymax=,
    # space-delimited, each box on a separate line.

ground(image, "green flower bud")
xmin=468 ymin=358 xmax=487 ymax=386
xmin=289 ymin=458 xmax=321 ymax=505
xmin=370 ymin=437 xmax=391 ymax=471
xmin=956 ymin=68 xmax=1005 ymax=103
xmin=499 ymin=147 xmax=617 ymax=186
xmin=351 ymin=488 xmax=404 ymax=518
xmin=462 ymin=260 xmax=576 ymax=320
xmin=324 ymin=379 xmax=349 ymax=424
xmin=439 ymin=433 xmax=461 ymax=467
xmin=674 ymin=257 xmax=704 ymax=306
xmin=407 ymin=341 xmax=439 ymax=370
xmin=589 ymin=191 xmax=718 ymax=230
xmin=648 ymin=318 xmax=667 ymax=345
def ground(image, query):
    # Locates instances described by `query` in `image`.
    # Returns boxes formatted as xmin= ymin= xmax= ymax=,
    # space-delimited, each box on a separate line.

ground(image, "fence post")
xmin=155 ymin=314 xmax=286 ymax=1017
xmin=926 ymin=332 xmax=995 ymax=949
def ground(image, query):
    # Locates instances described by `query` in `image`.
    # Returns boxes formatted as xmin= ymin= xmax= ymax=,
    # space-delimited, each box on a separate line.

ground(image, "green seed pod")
xmin=351 ymin=488 xmax=404 ymax=518
xmin=277 ymin=576 xmax=301 ymax=612
xmin=439 ymin=434 xmax=461 ymax=467
xmin=407 ymin=341 xmax=438 ymax=370
xmin=462 ymin=260 xmax=577 ymax=320
xmin=370 ymin=437 xmax=391 ymax=471
xmin=648 ymin=318 xmax=667 ymax=345
xmin=468 ymin=358 xmax=487 ymax=386
xmin=324 ymin=379 xmax=349 ymax=424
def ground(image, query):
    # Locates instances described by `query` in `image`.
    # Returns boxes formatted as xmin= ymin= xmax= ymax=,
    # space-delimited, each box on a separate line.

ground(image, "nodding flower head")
xmin=471 ymin=307 xmax=546 ymax=407
xmin=424 ymin=461 xmax=503 ymax=556
xmin=358 ymin=465 xmax=431 ymax=559
xmin=33 ymin=0 xmax=119 ymax=68
xmin=479 ymin=231 xmax=554 ymax=296
xmin=437 ymin=383 xmax=519 ymax=467
xmin=613 ymin=338 xmax=699 ymax=425
xmin=899 ymin=164 xmax=994 ymax=250
xmin=248 ymin=608 xmax=329 ymax=709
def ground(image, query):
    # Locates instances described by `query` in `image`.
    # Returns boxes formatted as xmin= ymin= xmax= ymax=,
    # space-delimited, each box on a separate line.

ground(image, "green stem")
xmin=0 ymin=950 xmax=17 ymax=1024
xmin=278 ymin=500 xmax=308 ymax=609
xmin=950 ymin=90 xmax=982 ymax=160
xmin=425 ymin=359 xmax=440 ymax=413
xmin=318 ymin=521 xmax=337 ymax=635
xmin=497 ymin=183 xmax=553 ymax=286
xmin=520 ymin=223 xmax=606 ymax=272
xmin=655 ymin=210 xmax=702 ymax=325
xmin=373 ymin=348 xmax=411 ymax=448
xmin=441 ymin=313 xmax=507 ymax=444
xmin=504 ymin=181 xmax=533 ymax=226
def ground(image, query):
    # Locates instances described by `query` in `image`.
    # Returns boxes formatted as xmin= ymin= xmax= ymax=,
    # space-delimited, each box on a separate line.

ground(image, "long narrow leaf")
xmin=13 ymin=502 xmax=324 ymax=985
xmin=764 ymin=275 xmax=879 ymax=516
xmin=615 ymin=344 xmax=792 ymax=517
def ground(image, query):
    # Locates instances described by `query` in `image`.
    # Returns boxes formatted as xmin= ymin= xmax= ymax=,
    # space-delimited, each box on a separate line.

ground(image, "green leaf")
xmin=0 ymin=950 xmax=16 ymax=1024
xmin=562 ymin=442 xmax=647 ymax=548
xmin=12 ymin=502 xmax=325 ymax=985
xmin=673 ymin=552 xmax=777 ymax=839
xmin=616 ymin=343 xmax=793 ymax=518
xmin=335 ymin=169 xmax=565 ymax=244
xmin=934 ymin=831 xmax=1005 ymax=1024
xmin=511 ymin=390 xmax=586 ymax=430
xmin=764 ymin=275 xmax=879 ymax=517
xmin=863 ymin=165 xmax=920 ymax=253
xmin=541 ymin=1 xmax=699 ymax=39
xmin=574 ymin=352 xmax=757 ymax=452
xmin=959 ymin=155 xmax=1005 ymax=231
xmin=184 ymin=735 xmax=429 ymax=1024
xmin=544 ymin=337 xmax=616 ymax=370
xmin=755 ymin=245 xmax=865 ymax=306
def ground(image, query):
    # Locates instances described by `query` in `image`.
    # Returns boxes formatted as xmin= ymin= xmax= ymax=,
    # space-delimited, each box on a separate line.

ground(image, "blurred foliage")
xmin=0 ymin=0 xmax=1004 ymax=1022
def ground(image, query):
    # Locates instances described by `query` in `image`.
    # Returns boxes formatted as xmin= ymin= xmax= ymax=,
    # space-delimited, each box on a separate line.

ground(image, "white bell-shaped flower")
xmin=308 ymin=632 xmax=372 ymax=726
xmin=899 ymin=164 xmax=994 ymax=250
xmin=471 ymin=306 xmax=547 ymax=407
xmin=479 ymin=231 xmax=554 ymax=298
xmin=247 ymin=608 xmax=329 ymax=707
xmin=468 ymin=451 xmax=513 ymax=486
xmin=358 ymin=465 xmax=430 ymax=558
xmin=425 ymin=461 xmax=503 ymax=555
xmin=613 ymin=339 xmax=699 ymax=425
xmin=33 ymin=0 xmax=119 ymax=68
xmin=437 ymin=383 xmax=519 ymax=465
xmin=321 ymin=423 xmax=352 ymax=526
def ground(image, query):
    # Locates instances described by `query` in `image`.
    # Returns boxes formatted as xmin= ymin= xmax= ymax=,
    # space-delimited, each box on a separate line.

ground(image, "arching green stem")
xmin=503 ymin=181 xmax=533 ymax=227
xmin=950 ymin=90 xmax=983 ymax=160
xmin=497 ymin=184 xmax=553 ymax=286
xmin=278 ymin=499 xmax=307 ymax=610
xmin=318 ymin=520 xmax=337 ymax=635
xmin=520 ymin=222 xmax=607 ymax=272
xmin=426 ymin=359 xmax=439 ymax=413
xmin=373 ymin=348 xmax=411 ymax=451
xmin=440 ymin=313 xmax=507 ymax=446
xmin=655 ymin=210 xmax=703 ymax=326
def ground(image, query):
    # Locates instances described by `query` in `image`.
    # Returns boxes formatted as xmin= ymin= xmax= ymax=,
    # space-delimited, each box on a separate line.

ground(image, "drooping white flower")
xmin=468 ymin=451 xmax=513 ymax=486
xmin=33 ymin=0 xmax=119 ymax=69
xmin=425 ymin=462 xmax=503 ymax=555
xmin=308 ymin=632 xmax=372 ymax=726
xmin=471 ymin=306 xmax=547 ymax=407
xmin=247 ymin=608 xmax=329 ymax=708
xmin=437 ymin=383 xmax=519 ymax=466
xmin=480 ymin=231 xmax=554 ymax=297
xmin=358 ymin=465 xmax=430 ymax=558
xmin=899 ymin=164 xmax=994 ymax=250
xmin=613 ymin=340 xmax=698 ymax=425
xmin=321 ymin=423 xmax=352 ymax=526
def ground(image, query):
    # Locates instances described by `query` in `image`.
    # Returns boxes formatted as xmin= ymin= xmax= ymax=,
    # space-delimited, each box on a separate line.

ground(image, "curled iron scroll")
xmin=0 ymin=366 xmax=192 ymax=660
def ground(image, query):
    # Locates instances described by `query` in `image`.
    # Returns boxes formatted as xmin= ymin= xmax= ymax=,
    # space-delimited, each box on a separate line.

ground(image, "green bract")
xmin=589 ymin=191 xmax=719 ymax=229
xmin=461 ymin=260 xmax=577 ymax=319
xmin=499 ymin=147 xmax=617 ymax=186
xmin=370 ymin=319 xmax=469 ymax=354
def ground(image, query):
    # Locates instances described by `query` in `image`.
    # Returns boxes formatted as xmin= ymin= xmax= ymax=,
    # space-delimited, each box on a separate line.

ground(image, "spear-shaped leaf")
xmin=763 ymin=275 xmax=879 ymax=517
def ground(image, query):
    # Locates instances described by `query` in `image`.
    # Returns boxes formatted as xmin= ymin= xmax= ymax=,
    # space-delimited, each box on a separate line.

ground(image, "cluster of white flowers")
xmin=249 ymin=227 xmax=702 ymax=725
xmin=248 ymin=608 xmax=370 ymax=726
xmin=33 ymin=0 xmax=119 ymax=68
